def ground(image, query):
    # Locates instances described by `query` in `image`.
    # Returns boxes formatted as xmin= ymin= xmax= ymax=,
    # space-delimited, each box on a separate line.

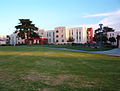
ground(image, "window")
xmin=49 ymin=33 xmax=51 ymax=37
xmin=79 ymin=37 xmax=81 ymax=42
xmin=61 ymin=30 xmax=64 ymax=32
xmin=113 ymin=33 xmax=114 ymax=36
xmin=53 ymin=32 xmax=55 ymax=37
xmin=79 ymin=32 xmax=81 ymax=35
xmin=76 ymin=31 xmax=78 ymax=36
xmin=56 ymin=30 xmax=59 ymax=33
xmin=56 ymin=35 xmax=59 ymax=38
xmin=61 ymin=35 xmax=64 ymax=38
xmin=62 ymin=40 xmax=64 ymax=42
xmin=72 ymin=30 xmax=73 ymax=35
xmin=79 ymin=37 xmax=81 ymax=39
xmin=56 ymin=40 xmax=59 ymax=42
xmin=47 ymin=33 xmax=48 ymax=37
xmin=49 ymin=39 xmax=51 ymax=42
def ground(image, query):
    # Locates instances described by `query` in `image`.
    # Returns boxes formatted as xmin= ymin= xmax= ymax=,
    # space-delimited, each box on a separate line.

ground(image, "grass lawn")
xmin=0 ymin=46 xmax=120 ymax=91
xmin=29 ymin=44 xmax=113 ymax=51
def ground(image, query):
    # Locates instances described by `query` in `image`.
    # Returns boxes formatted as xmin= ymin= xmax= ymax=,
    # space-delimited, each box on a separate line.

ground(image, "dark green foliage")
xmin=15 ymin=19 xmax=39 ymax=39
xmin=94 ymin=26 xmax=114 ymax=44
xmin=109 ymin=37 xmax=116 ymax=44
xmin=67 ymin=37 xmax=75 ymax=42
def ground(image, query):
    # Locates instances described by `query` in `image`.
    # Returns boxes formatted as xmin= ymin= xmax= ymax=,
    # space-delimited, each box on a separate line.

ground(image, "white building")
xmin=46 ymin=30 xmax=55 ymax=44
xmin=0 ymin=34 xmax=7 ymax=45
xmin=68 ymin=27 xmax=87 ymax=44
xmin=107 ymin=31 xmax=120 ymax=45
xmin=10 ymin=33 xmax=19 ymax=46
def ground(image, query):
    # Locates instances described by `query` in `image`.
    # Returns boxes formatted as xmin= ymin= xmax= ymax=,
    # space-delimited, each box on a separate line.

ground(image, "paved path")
xmin=38 ymin=47 xmax=120 ymax=56
xmin=90 ymin=48 xmax=120 ymax=56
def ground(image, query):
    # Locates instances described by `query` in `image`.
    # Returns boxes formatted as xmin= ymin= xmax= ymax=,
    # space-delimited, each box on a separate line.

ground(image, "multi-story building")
xmin=55 ymin=27 xmax=69 ymax=44
xmin=107 ymin=31 xmax=120 ymax=47
xmin=36 ymin=29 xmax=47 ymax=38
xmin=9 ymin=33 xmax=19 ymax=46
xmin=46 ymin=30 xmax=55 ymax=44
xmin=0 ymin=34 xmax=8 ymax=45
xmin=68 ymin=27 xmax=88 ymax=44
xmin=36 ymin=26 xmax=93 ymax=44
xmin=87 ymin=28 xmax=93 ymax=44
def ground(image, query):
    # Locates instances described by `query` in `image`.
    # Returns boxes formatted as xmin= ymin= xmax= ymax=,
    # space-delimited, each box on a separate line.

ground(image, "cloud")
xmin=83 ymin=10 xmax=120 ymax=18
xmin=98 ymin=12 xmax=120 ymax=31
xmin=82 ymin=10 xmax=120 ymax=31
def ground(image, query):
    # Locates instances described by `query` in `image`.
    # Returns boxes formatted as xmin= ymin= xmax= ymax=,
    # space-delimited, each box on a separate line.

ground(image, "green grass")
xmin=0 ymin=46 xmax=120 ymax=91
xmin=29 ymin=44 xmax=113 ymax=51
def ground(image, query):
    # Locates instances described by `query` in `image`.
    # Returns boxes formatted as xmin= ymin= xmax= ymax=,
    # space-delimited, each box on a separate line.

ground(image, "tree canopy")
xmin=67 ymin=37 xmax=75 ymax=42
xmin=109 ymin=37 xmax=116 ymax=44
xmin=15 ymin=19 xmax=39 ymax=39
xmin=94 ymin=26 xmax=114 ymax=44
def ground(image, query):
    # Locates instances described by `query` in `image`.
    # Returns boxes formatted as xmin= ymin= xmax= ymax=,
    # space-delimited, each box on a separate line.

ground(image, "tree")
xmin=109 ymin=37 xmax=116 ymax=45
xmin=102 ymin=35 xmax=108 ymax=43
xmin=67 ymin=37 xmax=74 ymax=42
xmin=15 ymin=19 xmax=39 ymax=39
xmin=95 ymin=26 xmax=114 ymax=34
xmin=94 ymin=26 xmax=114 ymax=44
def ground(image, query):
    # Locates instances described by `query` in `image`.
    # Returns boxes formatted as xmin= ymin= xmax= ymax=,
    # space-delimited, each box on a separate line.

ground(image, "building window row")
xmin=56 ymin=39 xmax=64 ymax=43
xmin=56 ymin=35 xmax=59 ymax=38
xmin=56 ymin=35 xmax=64 ymax=38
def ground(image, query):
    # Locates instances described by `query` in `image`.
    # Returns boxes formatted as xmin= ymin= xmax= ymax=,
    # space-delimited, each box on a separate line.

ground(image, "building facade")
xmin=9 ymin=33 xmax=19 ymax=46
xmin=68 ymin=27 xmax=88 ymax=44
xmin=36 ymin=29 xmax=47 ymax=38
xmin=9 ymin=26 xmax=93 ymax=45
xmin=46 ymin=30 xmax=55 ymax=44
xmin=87 ymin=28 xmax=93 ymax=44
xmin=107 ymin=31 xmax=120 ymax=45
xmin=0 ymin=34 xmax=8 ymax=45
xmin=54 ymin=27 xmax=69 ymax=44
xmin=35 ymin=26 xmax=93 ymax=44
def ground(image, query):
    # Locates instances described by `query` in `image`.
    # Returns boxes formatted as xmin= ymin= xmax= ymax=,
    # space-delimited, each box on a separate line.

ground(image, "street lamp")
xmin=99 ymin=24 xmax=103 ymax=50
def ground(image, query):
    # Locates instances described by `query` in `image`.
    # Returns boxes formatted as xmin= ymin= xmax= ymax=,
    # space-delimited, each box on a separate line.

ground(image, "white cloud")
xmin=98 ymin=12 xmax=120 ymax=31
xmin=82 ymin=10 xmax=120 ymax=31
xmin=83 ymin=10 xmax=120 ymax=17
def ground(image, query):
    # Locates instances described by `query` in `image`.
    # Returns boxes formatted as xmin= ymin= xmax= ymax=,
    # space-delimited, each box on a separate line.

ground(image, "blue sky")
xmin=0 ymin=0 xmax=120 ymax=34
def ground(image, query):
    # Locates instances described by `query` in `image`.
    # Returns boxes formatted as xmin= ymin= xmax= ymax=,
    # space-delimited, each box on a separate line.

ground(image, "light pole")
xmin=99 ymin=24 xmax=103 ymax=50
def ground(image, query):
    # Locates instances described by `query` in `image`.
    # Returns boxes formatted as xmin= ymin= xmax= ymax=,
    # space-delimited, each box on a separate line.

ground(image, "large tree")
xmin=15 ymin=19 xmax=39 ymax=39
xmin=94 ymin=26 xmax=114 ymax=44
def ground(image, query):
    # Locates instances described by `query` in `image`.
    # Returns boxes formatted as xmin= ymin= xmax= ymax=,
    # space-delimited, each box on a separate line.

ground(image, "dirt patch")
xmin=22 ymin=72 xmax=51 ymax=82
xmin=38 ymin=88 xmax=57 ymax=91
xmin=69 ymin=81 xmax=95 ymax=88
xmin=0 ymin=73 xmax=15 ymax=80
xmin=22 ymin=72 xmax=84 ymax=86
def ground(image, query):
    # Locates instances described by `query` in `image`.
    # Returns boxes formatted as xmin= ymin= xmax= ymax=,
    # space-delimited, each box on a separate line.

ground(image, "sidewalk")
xmin=90 ymin=48 xmax=120 ymax=56
xmin=38 ymin=47 xmax=120 ymax=56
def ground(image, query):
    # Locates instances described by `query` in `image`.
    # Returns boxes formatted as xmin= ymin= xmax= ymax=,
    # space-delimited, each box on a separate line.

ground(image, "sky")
xmin=0 ymin=0 xmax=120 ymax=34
